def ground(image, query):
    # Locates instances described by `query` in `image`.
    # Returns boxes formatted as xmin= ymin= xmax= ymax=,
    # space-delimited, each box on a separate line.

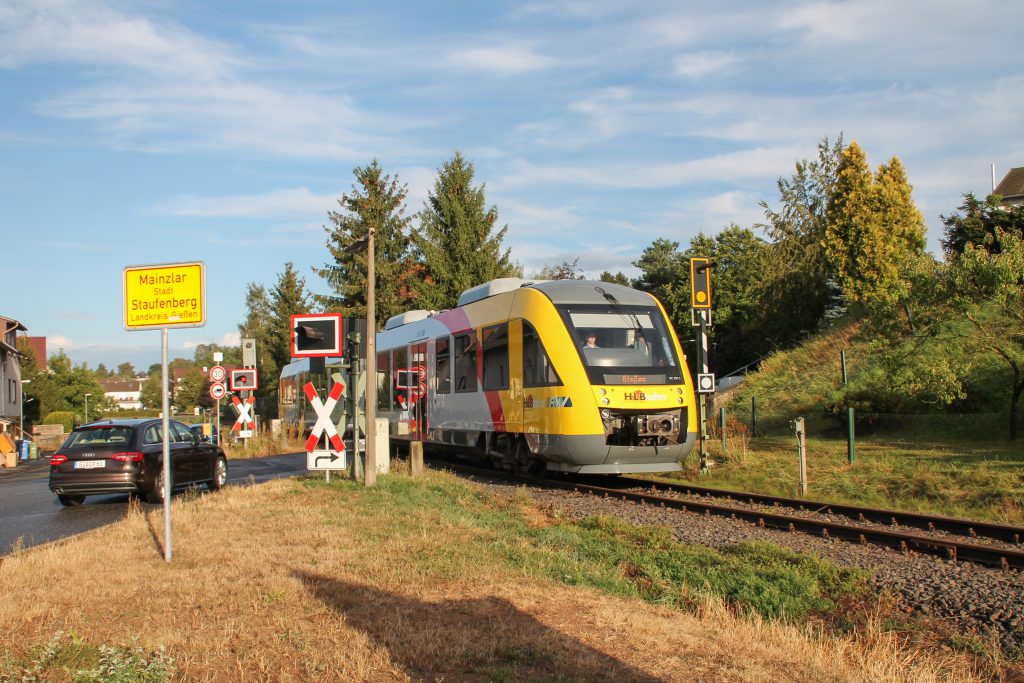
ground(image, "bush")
xmin=42 ymin=411 xmax=75 ymax=433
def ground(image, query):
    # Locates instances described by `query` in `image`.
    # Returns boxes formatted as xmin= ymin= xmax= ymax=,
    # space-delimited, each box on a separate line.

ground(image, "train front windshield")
xmin=558 ymin=304 xmax=685 ymax=385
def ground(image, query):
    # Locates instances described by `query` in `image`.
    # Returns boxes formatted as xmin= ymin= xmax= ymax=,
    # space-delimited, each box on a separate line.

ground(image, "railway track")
xmin=440 ymin=461 xmax=1024 ymax=571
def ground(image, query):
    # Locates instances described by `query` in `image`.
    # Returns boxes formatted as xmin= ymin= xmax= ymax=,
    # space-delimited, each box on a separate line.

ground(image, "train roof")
xmin=527 ymin=279 xmax=656 ymax=306
xmin=455 ymin=278 xmax=656 ymax=308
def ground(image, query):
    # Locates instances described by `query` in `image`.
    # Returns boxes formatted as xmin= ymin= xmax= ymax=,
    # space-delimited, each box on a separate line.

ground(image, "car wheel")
xmin=208 ymin=456 xmax=228 ymax=491
xmin=146 ymin=470 xmax=166 ymax=504
xmin=58 ymin=494 xmax=86 ymax=507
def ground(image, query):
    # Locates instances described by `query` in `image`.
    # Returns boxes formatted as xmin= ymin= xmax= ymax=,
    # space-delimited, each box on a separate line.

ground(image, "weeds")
xmin=5 ymin=631 xmax=175 ymax=683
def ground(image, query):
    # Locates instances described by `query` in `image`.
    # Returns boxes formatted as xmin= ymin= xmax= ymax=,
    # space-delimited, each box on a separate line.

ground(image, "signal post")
xmin=690 ymin=257 xmax=715 ymax=474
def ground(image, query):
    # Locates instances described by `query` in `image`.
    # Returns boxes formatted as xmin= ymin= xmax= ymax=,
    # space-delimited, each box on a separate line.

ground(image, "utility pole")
xmin=364 ymin=228 xmax=377 ymax=487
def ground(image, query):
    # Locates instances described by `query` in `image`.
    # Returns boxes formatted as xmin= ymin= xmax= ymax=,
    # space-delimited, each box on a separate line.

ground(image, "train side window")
xmin=454 ymin=332 xmax=478 ymax=393
xmin=393 ymin=346 xmax=409 ymax=408
xmin=481 ymin=323 xmax=509 ymax=391
xmin=435 ymin=336 xmax=451 ymax=394
xmin=523 ymin=321 xmax=562 ymax=387
xmin=377 ymin=351 xmax=391 ymax=410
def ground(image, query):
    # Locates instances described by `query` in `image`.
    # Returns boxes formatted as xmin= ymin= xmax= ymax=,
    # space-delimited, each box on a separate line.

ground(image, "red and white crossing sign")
xmin=231 ymin=394 xmax=256 ymax=434
xmin=303 ymin=381 xmax=346 ymax=456
xmin=209 ymin=382 xmax=226 ymax=400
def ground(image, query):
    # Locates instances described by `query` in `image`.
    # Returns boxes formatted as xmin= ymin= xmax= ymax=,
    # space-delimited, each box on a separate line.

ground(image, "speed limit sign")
xmin=210 ymin=365 xmax=226 ymax=383
xmin=209 ymin=382 xmax=227 ymax=400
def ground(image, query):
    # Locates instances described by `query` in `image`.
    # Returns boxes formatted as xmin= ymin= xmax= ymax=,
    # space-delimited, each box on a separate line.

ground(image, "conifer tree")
xmin=410 ymin=152 xmax=519 ymax=310
xmin=316 ymin=160 xmax=414 ymax=326
xmin=825 ymin=143 xmax=926 ymax=305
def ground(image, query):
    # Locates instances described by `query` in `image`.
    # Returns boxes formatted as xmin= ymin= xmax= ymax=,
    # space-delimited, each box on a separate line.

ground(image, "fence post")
xmin=847 ymin=407 xmax=855 ymax=465
xmin=841 ymin=350 xmax=848 ymax=385
xmin=794 ymin=416 xmax=807 ymax=496
xmin=720 ymin=406 xmax=727 ymax=452
xmin=751 ymin=396 xmax=758 ymax=437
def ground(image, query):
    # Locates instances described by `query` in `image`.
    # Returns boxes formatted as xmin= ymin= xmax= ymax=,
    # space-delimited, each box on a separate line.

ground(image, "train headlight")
xmin=677 ymin=397 xmax=684 ymax=404
xmin=600 ymin=409 xmax=611 ymax=421
xmin=598 ymin=388 xmax=606 ymax=396
xmin=602 ymin=397 xmax=610 ymax=405
xmin=676 ymin=388 xmax=682 ymax=395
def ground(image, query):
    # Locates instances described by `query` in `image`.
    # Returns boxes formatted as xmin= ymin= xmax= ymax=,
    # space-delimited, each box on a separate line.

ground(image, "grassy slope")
xmin=676 ymin=323 xmax=1024 ymax=523
xmin=0 ymin=472 xmax=994 ymax=682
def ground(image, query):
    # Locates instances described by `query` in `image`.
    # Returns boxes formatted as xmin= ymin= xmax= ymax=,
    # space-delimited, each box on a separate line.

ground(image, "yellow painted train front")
xmin=374 ymin=278 xmax=698 ymax=474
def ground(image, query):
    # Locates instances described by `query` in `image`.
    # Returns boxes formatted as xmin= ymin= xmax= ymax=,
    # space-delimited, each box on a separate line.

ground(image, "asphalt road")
xmin=0 ymin=452 xmax=309 ymax=556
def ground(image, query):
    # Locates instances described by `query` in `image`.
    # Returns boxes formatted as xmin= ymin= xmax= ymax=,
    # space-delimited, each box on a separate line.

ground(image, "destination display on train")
xmin=123 ymin=261 xmax=206 ymax=330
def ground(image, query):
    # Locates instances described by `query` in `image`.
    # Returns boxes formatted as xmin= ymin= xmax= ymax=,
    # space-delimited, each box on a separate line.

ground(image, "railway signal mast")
xmin=690 ymin=257 xmax=714 ymax=474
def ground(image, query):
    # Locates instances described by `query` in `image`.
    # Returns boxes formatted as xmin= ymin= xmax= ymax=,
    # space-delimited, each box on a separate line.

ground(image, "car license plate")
xmin=74 ymin=460 xmax=106 ymax=469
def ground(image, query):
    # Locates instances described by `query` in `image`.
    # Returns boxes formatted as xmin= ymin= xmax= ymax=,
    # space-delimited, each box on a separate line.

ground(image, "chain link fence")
xmin=708 ymin=398 xmax=1016 ymax=460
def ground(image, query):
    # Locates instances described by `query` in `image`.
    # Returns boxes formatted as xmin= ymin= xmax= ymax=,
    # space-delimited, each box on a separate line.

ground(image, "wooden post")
xmin=410 ymin=440 xmax=424 ymax=477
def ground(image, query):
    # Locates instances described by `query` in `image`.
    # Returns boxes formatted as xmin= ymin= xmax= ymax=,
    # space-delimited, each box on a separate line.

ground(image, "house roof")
xmin=994 ymin=167 xmax=1024 ymax=199
xmin=0 ymin=316 xmax=27 ymax=333
xmin=99 ymin=378 xmax=144 ymax=392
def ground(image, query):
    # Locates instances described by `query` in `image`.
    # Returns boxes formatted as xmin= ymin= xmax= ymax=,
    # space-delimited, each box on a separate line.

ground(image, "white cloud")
xmin=497 ymin=145 xmax=805 ymax=190
xmin=160 ymin=188 xmax=337 ymax=218
xmin=673 ymin=51 xmax=741 ymax=79
xmin=448 ymin=43 xmax=555 ymax=74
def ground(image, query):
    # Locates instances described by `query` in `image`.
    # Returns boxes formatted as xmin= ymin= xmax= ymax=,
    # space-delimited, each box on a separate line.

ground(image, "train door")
xmin=411 ymin=342 xmax=428 ymax=440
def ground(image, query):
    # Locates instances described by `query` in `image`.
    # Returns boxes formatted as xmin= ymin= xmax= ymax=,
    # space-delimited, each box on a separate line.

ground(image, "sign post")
xmin=123 ymin=261 xmax=206 ymax=563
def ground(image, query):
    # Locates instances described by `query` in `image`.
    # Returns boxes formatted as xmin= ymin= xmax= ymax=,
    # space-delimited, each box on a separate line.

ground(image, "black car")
xmin=49 ymin=418 xmax=228 ymax=506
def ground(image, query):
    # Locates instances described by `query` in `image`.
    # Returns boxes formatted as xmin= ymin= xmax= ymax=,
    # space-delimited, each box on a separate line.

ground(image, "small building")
xmin=994 ymin=167 xmax=1024 ymax=206
xmin=0 ymin=315 xmax=27 ymax=438
xmin=99 ymin=377 xmax=145 ymax=411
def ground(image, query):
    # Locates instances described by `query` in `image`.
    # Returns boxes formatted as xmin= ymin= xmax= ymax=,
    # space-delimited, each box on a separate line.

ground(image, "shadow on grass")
xmin=295 ymin=570 xmax=663 ymax=682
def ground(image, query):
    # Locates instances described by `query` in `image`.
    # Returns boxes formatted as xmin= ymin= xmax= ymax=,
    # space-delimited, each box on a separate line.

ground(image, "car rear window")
xmin=63 ymin=426 xmax=135 ymax=448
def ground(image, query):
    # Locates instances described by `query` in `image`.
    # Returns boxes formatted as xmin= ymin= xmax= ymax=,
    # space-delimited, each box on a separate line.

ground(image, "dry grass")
xmin=0 ymin=472 xmax=999 ymax=682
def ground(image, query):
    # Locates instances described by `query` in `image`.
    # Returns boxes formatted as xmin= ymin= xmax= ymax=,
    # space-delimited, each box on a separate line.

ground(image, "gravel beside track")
xmin=457 ymin=471 xmax=1024 ymax=652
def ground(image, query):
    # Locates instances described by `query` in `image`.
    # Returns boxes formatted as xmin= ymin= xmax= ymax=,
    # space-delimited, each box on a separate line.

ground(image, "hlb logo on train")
xmin=624 ymin=390 xmax=667 ymax=401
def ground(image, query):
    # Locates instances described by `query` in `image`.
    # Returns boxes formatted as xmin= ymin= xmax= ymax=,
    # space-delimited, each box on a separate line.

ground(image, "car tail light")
xmin=112 ymin=452 xmax=144 ymax=462
xmin=50 ymin=454 xmax=68 ymax=466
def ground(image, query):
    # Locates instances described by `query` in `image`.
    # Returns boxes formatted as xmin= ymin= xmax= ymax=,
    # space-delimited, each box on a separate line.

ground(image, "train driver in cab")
xmin=583 ymin=331 xmax=599 ymax=348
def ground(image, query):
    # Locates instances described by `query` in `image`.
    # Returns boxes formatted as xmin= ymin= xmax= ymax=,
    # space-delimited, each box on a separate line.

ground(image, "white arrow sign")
xmin=307 ymin=449 xmax=347 ymax=470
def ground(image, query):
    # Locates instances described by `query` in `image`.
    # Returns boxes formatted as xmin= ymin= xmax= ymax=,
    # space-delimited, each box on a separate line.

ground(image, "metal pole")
xmin=841 ymin=350 xmax=848 ymax=385
xmin=364 ymin=228 xmax=377 ymax=487
xmin=698 ymin=312 xmax=709 ymax=474
xmin=161 ymin=329 xmax=172 ymax=562
xmin=215 ymin=397 xmax=220 ymax=450
xmin=84 ymin=393 xmax=90 ymax=424
xmin=847 ymin=407 xmax=855 ymax=465
xmin=720 ymin=406 xmax=727 ymax=452
xmin=351 ymin=357 xmax=363 ymax=481
xmin=751 ymin=396 xmax=757 ymax=437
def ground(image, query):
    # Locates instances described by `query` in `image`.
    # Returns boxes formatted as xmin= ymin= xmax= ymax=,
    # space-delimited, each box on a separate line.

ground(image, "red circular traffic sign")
xmin=209 ymin=382 xmax=227 ymax=400
xmin=210 ymin=365 xmax=227 ymax=383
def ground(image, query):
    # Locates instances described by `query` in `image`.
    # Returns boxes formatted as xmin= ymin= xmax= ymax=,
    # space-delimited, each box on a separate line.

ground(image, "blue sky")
xmin=2 ymin=0 xmax=1022 ymax=372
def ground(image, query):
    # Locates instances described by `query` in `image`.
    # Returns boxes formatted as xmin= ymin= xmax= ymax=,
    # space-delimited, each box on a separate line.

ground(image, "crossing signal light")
xmin=690 ymin=257 xmax=712 ymax=310
xmin=290 ymin=313 xmax=343 ymax=358
xmin=229 ymin=368 xmax=259 ymax=391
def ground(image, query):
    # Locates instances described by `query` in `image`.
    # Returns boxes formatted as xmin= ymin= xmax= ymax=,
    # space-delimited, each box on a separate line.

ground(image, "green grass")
xmin=304 ymin=474 xmax=867 ymax=625
xmin=673 ymin=434 xmax=1024 ymax=523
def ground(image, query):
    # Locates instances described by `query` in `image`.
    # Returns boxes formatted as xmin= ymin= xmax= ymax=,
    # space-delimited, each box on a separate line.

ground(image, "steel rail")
xmin=441 ymin=463 xmax=1024 ymax=570
xmin=617 ymin=478 xmax=1024 ymax=545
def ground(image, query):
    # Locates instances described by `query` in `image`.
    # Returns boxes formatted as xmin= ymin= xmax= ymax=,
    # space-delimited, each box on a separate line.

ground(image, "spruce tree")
xmin=410 ymin=152 xmax=519 ymax=311
xmin=316 ymin=160 xmax=414 ymax=326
